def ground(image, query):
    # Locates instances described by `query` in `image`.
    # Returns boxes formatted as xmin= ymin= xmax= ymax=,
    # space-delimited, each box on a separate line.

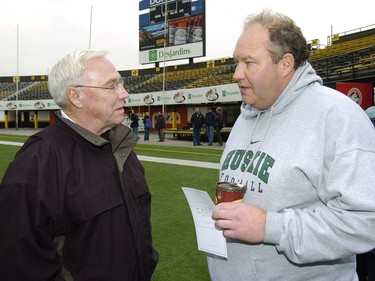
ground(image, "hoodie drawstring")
xmin=238 ymin=104 xmax=275 ymax=184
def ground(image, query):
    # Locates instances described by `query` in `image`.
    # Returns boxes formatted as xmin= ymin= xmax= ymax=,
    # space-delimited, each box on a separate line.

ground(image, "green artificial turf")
xmin=144 ymin=161 xmax=216 ymax=281
xmin=0 ymin=134 xmax=28 ymax=143
xmin=135 ymin=144 xmax=222 ymax=163
xmin=0 ymin=145 xmax=20 ymax=177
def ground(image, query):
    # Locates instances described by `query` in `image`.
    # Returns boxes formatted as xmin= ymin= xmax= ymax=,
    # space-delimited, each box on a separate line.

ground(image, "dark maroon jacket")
xmin=0 ymin=113 xmax=158 ymax=280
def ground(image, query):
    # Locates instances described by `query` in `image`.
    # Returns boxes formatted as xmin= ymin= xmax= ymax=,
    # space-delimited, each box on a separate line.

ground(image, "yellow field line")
xmin=135 ymin=146 xmax=222 ymax=157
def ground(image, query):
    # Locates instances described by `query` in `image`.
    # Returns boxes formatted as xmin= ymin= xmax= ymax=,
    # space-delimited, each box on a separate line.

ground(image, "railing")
xmin=309 ymin=34 xmax=375 ymax=61
xmin=327 ymin=24 xmax=375 ymax=46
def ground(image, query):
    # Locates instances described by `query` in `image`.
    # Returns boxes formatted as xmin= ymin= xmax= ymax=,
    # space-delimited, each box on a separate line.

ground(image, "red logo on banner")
xmin=347 ymin=87 xmax=362 ymax=104
xmin=336 ymin=82 xmax=373 ymax=110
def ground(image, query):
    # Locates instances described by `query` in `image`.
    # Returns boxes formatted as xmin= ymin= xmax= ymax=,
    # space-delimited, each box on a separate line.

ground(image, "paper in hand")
xmin=182 ymin=187 xmax=227 ymax=258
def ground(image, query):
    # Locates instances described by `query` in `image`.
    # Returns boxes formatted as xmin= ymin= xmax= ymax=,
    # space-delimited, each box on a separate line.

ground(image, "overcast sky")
xmin=0 ymin=0 xmax=374 ymax=77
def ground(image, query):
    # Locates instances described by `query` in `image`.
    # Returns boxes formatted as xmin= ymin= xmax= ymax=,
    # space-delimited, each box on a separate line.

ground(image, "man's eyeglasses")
xmin=74 ymin=78 xmax=125 ymax=92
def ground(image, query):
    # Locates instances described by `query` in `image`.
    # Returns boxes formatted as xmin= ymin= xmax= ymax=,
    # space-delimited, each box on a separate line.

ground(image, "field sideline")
xmin=0 ymin=139 xmax=220 ymax=170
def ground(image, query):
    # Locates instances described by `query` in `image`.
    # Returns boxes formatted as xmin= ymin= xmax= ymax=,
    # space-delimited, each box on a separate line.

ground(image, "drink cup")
xmin=215 ymin=182 xmax=247 ymax=204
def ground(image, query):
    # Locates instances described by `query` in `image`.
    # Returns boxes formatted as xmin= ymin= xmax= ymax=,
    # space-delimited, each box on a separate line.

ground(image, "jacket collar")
xmin=55 ymin=111 xmax=109 ymax=146
xmin=55 ymin=110 xmax=139 ymax=151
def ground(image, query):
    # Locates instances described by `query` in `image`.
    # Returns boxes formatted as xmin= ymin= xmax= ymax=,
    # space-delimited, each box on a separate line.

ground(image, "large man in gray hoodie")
xmin=208 ymin=9 xmax=375 ymax=281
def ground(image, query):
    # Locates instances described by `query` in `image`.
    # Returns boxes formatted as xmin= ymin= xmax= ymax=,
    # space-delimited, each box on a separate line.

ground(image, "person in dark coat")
xmin=155 ymin=111 xmax=165 ymax=142
xmin=190 ymin=107 xmax=205 ymax=146
xmin=130 ymin=110 xmax=139 ymax=135
xmin=0 ymin=50 xmax=158 ymax=281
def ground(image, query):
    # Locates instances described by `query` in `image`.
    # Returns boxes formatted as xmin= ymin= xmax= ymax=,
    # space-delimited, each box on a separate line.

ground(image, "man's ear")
xmin=280 ymin=53 xmax=295 ymax=77
xmin=67 ymin=87 xmax=83 ymax=108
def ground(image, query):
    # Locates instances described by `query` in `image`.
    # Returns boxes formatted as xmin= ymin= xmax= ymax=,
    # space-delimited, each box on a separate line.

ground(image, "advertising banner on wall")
xmin=125 ymin=83 xmax=240 ymax=106
xmin=0 ymin=100 xmax=58 ymax=111
xmin=0 ymin=83 xmax=241 ymax=111
xmin=336 ymin=82 xmax=373 ymax=110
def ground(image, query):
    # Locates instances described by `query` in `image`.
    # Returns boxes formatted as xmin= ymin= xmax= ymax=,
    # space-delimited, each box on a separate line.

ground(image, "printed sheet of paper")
xmin=182 ymin=187 xmax=227 ymax=258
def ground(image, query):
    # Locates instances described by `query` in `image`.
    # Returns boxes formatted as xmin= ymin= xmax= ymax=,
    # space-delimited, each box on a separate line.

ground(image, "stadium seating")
xmin=2 ymin=81 xmax=50 ymax=101
xmin=124 ymin=64 xmax=235 ymax=94
xmin=1 ymin=25 xmax=375 ymax=101
xmin=309 ymin=34 xmax=375 ymax=61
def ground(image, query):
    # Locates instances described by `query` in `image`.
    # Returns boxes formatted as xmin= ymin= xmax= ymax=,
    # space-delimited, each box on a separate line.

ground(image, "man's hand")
xmin=212 ymin=202 xmax=267 ymax=243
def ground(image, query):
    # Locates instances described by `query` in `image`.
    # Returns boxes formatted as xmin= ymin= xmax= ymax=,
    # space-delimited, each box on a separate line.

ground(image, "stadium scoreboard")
xmin=139 ymin=0 xmax=205 ymax=64
xmin=149 ymin=1 xmax=192 ymax=24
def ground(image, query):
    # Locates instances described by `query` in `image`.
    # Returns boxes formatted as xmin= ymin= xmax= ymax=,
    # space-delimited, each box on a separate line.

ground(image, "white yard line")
xmin=138 ymin=155 xmax=219 ymax=169
xmin=0 ymin=141 xmax=23 ymax=147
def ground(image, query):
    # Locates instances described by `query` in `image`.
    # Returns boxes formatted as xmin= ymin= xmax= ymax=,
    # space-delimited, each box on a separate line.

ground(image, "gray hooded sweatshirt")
xmin=207 ymin=62 xmax=375 ymax=281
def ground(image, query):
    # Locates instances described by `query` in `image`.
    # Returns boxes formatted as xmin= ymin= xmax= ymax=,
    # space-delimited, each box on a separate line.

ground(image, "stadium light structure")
xmin=162 ymin=0 xmax=168 ymax=114
xmin=89 ymin=6 xmax=93 ymax=50
xmin=16 ymin=24 xmax=19 ymax=131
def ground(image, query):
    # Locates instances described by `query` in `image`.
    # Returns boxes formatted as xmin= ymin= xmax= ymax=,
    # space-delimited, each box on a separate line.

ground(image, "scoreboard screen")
xmin=139 ymin=0 xmax=205 ymax=64
xmin=149 ymin=1 xmax=191 ymax=24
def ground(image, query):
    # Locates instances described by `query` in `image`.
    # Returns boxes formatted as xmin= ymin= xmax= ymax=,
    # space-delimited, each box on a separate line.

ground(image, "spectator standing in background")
xmin=365 ymin=106 xmax=375 ymax=127
xmin=215 ymin=107 xmax=224 ymax=146
xmin=130 ymin=110 xmax=139 ymax=135
xmin=190 ymin=107 xmax=205 ymax=146
xmin=155 ymin=111 xmax=165 ymax=142
xmin=143 ymin=112 xmax=151 ymax=141
xmin=0 ymin=50 xmax=158 ymax=280
xmin=205 ymin=107 xmax=216 ymax=146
